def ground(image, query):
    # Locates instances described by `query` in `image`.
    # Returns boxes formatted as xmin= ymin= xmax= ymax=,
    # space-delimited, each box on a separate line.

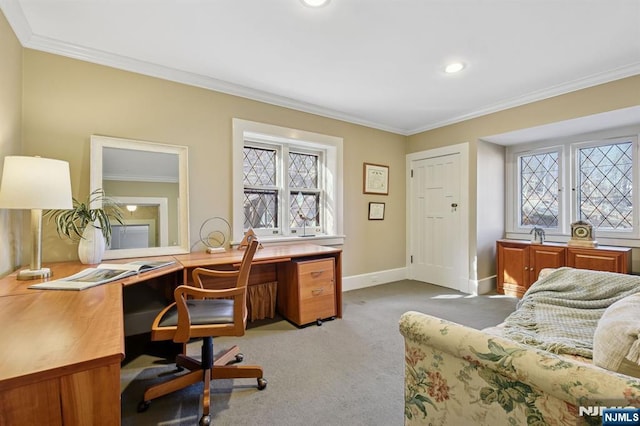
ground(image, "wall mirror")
xmin=90 ymin=135 xmax=190 ymax=259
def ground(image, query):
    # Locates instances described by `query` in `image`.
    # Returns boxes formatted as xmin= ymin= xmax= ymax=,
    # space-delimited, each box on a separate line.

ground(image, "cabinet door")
xmin=567 ymin=247 xmax=631 ymax=273
xmin=497 ymin=242 xmax=529 ymax=297
xmin=529 ymin=245 xmax=566 ymax=284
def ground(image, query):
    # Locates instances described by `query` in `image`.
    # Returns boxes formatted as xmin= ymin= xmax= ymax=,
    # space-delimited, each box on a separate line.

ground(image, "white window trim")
xmin=506 ymin=129 xmax=640 ymax=245
xmin=232 ymin=118 xmax=344 ymax=246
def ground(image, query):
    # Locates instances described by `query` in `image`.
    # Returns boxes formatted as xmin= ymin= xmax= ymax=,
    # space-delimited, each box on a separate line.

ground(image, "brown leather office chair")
xmin=137 ymin=238 xmax=266 ymax=426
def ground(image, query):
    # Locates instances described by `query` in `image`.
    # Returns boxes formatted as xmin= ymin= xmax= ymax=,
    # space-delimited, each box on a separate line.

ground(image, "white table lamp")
xmin=0 ymin=156 xmax=73 ymax=280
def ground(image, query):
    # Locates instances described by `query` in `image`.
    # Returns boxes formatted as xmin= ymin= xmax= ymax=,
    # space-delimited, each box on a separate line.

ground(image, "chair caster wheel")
xmin=316 ymin=319 xmax=323 ymax=326
xmin=199 ymin=414 xmax=211 ymax=426
xmin=137 ymin=400 xmax=150 ymax=413
xmin=235 ymin=353 xmax=244 ymax=363
xmin=257 ymin=377 xmax=267 ymax=390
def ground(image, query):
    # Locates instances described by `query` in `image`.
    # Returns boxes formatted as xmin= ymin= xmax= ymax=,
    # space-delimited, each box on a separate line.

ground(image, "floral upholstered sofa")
xmin=399 ymin=268 xmax=640 ymax=426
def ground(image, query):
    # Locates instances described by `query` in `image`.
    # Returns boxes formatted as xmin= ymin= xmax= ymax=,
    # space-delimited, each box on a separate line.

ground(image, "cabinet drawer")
xmin=299 ymin=294 xmax=335 ymax=325
xmin=298 ymin=259 xmax=335 ymax=300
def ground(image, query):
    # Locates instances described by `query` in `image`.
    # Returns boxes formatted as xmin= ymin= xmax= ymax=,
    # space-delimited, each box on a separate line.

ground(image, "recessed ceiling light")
xmin=301 ymin=0 xmax=330 ymax=7
xmin=444 ymin=62 xmax=465 ymax=74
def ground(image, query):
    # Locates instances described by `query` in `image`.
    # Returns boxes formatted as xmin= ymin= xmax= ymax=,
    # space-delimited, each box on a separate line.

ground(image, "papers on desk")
xmin=28 ymin=260 xmax=176 ymax=291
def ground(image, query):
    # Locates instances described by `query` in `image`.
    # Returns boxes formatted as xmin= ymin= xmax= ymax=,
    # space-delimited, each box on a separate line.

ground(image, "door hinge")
xmin=410 ymin=169 xmax=413 ymax=178
xmin=410 ymin=255 xmax=413 ymax=264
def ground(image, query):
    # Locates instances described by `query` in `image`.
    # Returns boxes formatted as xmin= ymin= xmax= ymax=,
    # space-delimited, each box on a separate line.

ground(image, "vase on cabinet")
xmin=78 ymin=223 xmax=106 ymax=264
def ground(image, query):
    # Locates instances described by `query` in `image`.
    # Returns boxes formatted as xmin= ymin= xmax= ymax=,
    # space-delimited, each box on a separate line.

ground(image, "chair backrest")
xmin=191 ymin=238 xmax=260 ymax=290
xmin=168 ymin=238 xmax=260 ymax=343
xmin=237 ymin=237 xmax=259 ymax=289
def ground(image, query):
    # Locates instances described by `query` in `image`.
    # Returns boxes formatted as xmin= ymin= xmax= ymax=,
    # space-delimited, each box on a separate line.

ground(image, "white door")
xmin=409 ymin=149 xmax=467 ymax=291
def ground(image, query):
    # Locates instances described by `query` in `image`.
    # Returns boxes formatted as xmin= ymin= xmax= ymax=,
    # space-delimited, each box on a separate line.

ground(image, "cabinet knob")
xmin=524 ymin=266 xmax=529 ymax=270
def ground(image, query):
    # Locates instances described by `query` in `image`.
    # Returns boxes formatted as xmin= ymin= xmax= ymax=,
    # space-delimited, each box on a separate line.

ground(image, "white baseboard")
xmin=342 ymin=268 xmax=407 ymax=292
xmin=342 ymin=269 xmax=497 ymax=295
xmin=467 ymin=275 xmax=496 ymax=295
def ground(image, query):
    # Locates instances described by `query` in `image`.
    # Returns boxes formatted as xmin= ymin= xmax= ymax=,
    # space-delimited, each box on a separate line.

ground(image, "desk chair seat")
xmin=137 ymin=239 xmax=266 ymax=426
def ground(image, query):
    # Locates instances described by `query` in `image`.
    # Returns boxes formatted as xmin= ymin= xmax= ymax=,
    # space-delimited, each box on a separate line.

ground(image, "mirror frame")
xmin=90 ymin=134 xmax=190 ymax=259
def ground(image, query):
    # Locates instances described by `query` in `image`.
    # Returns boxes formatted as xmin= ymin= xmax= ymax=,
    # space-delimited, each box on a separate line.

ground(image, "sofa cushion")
xmin=593 ymin=292 xmax=640 ymax=378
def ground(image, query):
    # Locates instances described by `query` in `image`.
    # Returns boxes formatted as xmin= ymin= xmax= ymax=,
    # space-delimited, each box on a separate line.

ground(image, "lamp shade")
xmin=0 ymin=156 xmax=73 ymax=210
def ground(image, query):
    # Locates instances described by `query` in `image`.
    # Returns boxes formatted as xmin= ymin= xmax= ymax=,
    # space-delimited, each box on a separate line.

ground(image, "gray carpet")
xmin=121 ymin=280 xmax=518 ymax=426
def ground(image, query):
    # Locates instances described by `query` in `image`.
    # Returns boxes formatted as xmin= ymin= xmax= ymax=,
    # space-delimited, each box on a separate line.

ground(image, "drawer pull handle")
xmin=312 ymin=288 xmax=324 ymax=296
xmin=311 ymin=271 xmax=325 ymax=278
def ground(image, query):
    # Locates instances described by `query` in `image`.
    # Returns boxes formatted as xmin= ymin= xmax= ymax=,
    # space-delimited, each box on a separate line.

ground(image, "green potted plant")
xmin=45 ymin=188 xmax=125 ymax=264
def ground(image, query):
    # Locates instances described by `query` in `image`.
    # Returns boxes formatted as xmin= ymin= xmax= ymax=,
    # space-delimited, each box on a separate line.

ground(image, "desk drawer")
xmin=278 ymin=257 xmax=336 ymax=326
xmin=298 ymin=259 xmax=335 ymax=300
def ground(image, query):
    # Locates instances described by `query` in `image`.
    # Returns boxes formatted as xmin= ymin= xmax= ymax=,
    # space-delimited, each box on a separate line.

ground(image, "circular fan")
xmin=199 ymin=217 xmax=231 ymax=252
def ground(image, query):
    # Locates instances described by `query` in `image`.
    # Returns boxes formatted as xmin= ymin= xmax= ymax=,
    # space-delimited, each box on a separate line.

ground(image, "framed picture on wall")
xmin=363 ymin=163 xmax=389 ymax=195
xmin=368 ymin=202 xmax=385 ymax=220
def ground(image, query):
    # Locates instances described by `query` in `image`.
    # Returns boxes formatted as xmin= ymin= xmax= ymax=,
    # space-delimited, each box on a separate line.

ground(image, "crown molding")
xmin=407 ymin=62 xmax=640 ymax=136
xmin=0 ymin=0 xmax=32 ymax=43
xmin=22 ymin=32 xmax=408 ymax=135
xmin=2 ymin=0 xmax=638 ymax=137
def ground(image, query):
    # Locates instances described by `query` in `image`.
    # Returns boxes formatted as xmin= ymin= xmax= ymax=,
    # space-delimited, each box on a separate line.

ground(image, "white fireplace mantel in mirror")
xmin=90 ymin=134 xmax=190 ymax=259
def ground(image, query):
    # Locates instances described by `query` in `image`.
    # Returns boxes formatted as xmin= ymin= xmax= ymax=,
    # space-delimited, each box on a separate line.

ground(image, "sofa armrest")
xmin=399 ymin=311 xmax=640 ymax=425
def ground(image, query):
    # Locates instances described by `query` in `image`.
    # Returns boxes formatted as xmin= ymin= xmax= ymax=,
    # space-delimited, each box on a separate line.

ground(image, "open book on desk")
xmin=29 ymin=259 xmax=176 ymax=291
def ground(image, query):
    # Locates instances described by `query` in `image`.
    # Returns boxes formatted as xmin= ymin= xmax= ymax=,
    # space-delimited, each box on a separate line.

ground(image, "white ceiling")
xmin=2 ymin=0 xmax=639 ymax=136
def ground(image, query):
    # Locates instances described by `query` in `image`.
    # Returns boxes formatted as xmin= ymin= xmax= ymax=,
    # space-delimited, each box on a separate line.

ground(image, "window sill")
xmin=232 ymin=234 xmax=345 ymax=247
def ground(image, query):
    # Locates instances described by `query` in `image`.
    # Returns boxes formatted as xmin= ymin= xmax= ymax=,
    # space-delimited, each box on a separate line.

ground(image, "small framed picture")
xmin=363 ymin=163 xmax=389 ymax=195
xmin=368 ymin=202 xmax=385 ymax=220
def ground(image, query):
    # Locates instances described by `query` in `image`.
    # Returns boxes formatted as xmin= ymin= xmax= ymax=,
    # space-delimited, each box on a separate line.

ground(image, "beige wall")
xmin=18 ymin=49 xmax=407 ymax=277
xmin=4 ymin=5 xmax=639 ymax=284
xmin=407 ymin=76 xmax=640 ymax=281
xmin=0 ymin=11 xmax=23 ymax=276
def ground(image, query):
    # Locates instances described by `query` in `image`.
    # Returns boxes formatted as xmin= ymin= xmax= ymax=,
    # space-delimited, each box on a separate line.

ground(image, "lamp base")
xmin=17 ymin=267 xmax=52 ymax=281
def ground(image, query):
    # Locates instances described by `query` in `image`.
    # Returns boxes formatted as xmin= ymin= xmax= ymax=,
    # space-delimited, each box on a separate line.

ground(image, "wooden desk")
xmin=174 ymin=243 xmax=343 ymax=319
xmin=0 ymin=282 xmax=124 ymax=425
xmin=0 ymin=243 xmax=342 ymax=425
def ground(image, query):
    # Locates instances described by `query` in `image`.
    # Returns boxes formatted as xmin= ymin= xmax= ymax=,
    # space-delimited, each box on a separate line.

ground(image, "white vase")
xmin=78 ymin=224 xmax=106 ymax=264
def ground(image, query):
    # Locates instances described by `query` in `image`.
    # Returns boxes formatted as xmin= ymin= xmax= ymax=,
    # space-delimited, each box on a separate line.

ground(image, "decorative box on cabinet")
xmin=277 ymin=258 xmax=337 ymax=326
xmin=496 ymin=239 xmax=631 ymax=298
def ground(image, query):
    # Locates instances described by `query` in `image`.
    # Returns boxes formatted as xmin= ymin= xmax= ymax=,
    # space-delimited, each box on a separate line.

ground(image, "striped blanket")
xmin=502 ymin=267 xmax=640 ymax=358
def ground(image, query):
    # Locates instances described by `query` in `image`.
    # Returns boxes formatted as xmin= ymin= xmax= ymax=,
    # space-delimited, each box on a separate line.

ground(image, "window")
xmin=519 ymin=150 xmax=560 ymax=228
xmin=508 ymin=134 xmax=638 ymax=240
xmin=233 ymin=119 xmax=343 ymax=245
xmin=242 ymin=144 xmax=322 ymax=236
xmin=243 ymin=146 xmax=278 ymax=231
xmin=288 ymin=151 xmax=320 ymax=231
xmin=575 ymin=140 xmax=633 ymax=231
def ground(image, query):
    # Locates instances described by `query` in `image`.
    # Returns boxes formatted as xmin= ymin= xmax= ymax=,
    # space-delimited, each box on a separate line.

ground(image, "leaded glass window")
xmin=289 ymin=152 xmax=319 ymax=228
xmin=243 ymin=144 xmax=323 ymax=235
xmin=519 ymin=151 xmax=559 ymax=227
xmin=243 ymin=147 xmax=278 ymax=230
xmin=577 ymin=141 xmax=632 ymax=230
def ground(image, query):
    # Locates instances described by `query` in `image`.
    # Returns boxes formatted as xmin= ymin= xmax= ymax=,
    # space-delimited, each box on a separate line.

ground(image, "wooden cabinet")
xmin=278 ymin=258 xmax=337 ymax=326
xmin=496 ymin=239 xmax=631 ymax=297
xmin=566 ymin=246 xmax=632 ymax=273
xmin=497 ymin=241 xmax=565 ymax=298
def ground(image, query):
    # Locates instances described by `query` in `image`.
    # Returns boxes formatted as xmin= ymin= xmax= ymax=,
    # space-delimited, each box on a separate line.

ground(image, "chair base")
xmin=138 ymin=342 xmax=266 ymax=424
